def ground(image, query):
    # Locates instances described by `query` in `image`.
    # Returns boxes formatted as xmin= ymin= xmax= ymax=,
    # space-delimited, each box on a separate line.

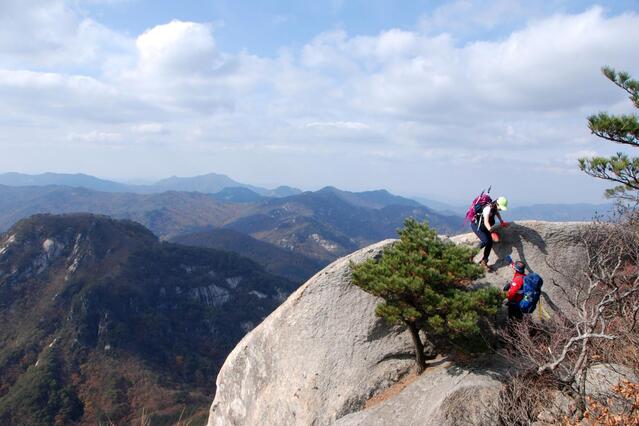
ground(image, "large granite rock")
xmin=208 ymin=221 xmax=590 ymax=426
xmin=450 ymin=220 xmax=588 ymax=315
xmin=334 ymin=360 xmax=503 ymax=426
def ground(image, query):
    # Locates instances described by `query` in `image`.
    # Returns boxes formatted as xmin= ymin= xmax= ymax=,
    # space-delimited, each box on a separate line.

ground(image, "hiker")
xmin=502 ymin=255 xmax=545 ymax=322
xmin=502 ymin=255 xmax=526 ymax=320
xmin=468 ymin=195 xmax=509 ymax=271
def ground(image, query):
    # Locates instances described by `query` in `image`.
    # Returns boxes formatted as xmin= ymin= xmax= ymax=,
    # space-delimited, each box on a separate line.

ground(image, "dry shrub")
xmin=501 ymin=219 xmax=639 ymax=383
xmin=493 ymin=372 xmax=559 ymax=426
xmin=495 ymin=216 xmax=639 ymax=424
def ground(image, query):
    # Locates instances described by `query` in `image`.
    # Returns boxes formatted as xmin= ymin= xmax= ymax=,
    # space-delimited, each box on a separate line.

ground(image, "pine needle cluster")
xmin=579 ymin=67 xmax=639 ymax=201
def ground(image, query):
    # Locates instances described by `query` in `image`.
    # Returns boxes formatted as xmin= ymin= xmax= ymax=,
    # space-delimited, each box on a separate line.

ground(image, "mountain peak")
xmin=8 ymin=213 xmax=157 ymax=244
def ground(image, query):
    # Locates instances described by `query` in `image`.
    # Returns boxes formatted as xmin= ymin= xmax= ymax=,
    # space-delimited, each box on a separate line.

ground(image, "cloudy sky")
xmin=1 ymin=0 xmax=638 ymax=204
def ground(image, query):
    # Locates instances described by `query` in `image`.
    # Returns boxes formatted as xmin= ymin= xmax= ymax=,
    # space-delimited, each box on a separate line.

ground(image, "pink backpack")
xmin=465 ymin=193 xmax=493 ymax=224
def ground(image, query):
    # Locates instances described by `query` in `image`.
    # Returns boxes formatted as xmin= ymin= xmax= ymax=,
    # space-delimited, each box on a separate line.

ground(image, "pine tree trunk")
xmin=407 ymin=321 xmax=426 ymax=374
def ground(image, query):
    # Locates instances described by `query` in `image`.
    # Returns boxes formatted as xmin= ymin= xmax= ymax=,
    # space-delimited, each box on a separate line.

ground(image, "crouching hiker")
xmin=502 ymin=255 xmax=544 ymax=321
xmin=502 ymin=256 xmax=526 ymax=320
xmin=466 ymin=190 xmax=509 ymax=272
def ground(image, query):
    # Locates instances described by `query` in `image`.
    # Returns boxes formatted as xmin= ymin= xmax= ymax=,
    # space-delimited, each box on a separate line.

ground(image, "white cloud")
xmin=132 ymin=122 xmax=168 ymax=134
xmin=68 ymin=130 xmax=122 ymax=143
xmin=305 ymin=121 xmax=370 ymax=130
xmin=419 ymin=0 xmax=529 ymax=36
xmin=0 ymin=0 xmax=131 ymax=71
xmin=135 ymin=20 xmax=219 ymax=77
xmin=0 ymin=2 xmax=637 ymax=202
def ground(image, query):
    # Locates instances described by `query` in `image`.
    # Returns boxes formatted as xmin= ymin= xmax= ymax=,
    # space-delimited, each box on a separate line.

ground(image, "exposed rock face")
xmin=334 ymin=360 xmax=503 ymax=426
xmin=208 ymin=239 xmax=413 ymax=426
xmin=208 ymin=221 xmax=590 ymax=426
xmin=451 ymin=220 xmax=588 ymax=316
xmin=585 ymin=363 xmax=638 ymax=398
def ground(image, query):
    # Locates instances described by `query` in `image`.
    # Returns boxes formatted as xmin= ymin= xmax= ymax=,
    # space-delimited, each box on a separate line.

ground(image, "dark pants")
xmin=471 ymin=221 xmax=493 ymax=262
xmin=508 ymin=303 xmax=523 ymax=321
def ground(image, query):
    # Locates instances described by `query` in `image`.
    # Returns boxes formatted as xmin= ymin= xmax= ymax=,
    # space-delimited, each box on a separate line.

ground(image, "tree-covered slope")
xmin=0 ymin=214 xmax=296 ymax=425
xmin=170 ymin=228 xmax=326 ymax=283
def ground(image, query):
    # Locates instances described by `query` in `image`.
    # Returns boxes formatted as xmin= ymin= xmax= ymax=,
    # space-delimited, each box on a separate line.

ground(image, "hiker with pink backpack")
xmin=465 ymin=188 xmax=509 ymax=272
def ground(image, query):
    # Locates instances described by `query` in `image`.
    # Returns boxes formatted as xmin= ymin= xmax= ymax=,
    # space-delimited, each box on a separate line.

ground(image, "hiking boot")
xmin=479 ymin=259 xmax=493 ymax=272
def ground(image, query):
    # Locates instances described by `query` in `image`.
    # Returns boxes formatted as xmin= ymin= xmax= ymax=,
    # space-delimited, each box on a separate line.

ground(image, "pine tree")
xmin=579 ymin=67 xmax=639 ymax=201
xmin=351 ymin=218 xmax=502 ymax=373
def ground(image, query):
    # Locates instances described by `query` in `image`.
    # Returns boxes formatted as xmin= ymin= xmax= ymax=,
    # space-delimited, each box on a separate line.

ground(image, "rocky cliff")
xmin=207 ymin=221 xmax=592 ymax=425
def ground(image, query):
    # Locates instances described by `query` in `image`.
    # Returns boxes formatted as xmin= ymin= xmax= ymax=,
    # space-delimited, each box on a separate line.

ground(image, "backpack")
xmin=519 ymin=273 xmax=543 ymax=313
xmin=465 ymin=193 xmax=493 ymax=224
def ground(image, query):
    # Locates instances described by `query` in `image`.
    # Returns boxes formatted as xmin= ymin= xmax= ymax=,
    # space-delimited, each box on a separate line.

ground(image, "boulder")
xmin=208 ymin=239 xmax=413 ymax=426
xmin=450 ymin=221 xmax=588 ymax=316
xmin=334 ymin=360 xmax=503 ymax=426
xmin=208 ymin=221 xmax=591 ymax=426
xmin=585 ymin=363 xmax=638 ymax=398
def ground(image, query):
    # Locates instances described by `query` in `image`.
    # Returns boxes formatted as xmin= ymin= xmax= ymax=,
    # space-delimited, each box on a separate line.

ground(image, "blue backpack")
xmin=519 ymin=273 xmax=543 ymax=313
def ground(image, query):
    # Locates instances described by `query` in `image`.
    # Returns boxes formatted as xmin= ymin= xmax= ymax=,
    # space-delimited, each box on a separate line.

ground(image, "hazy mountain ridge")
xmin=0 ymin=172 xmax=302 ymax=197
xmin=0 ymin=185 xmax=243 ymax=238
xmin=222 ymin=188 xmax=462 ymax=262
xmin=0 ymin=172 xmax=131 ymax=192
xmin=210 ymin=187 xmax=266 ymax=203
xmin=414 ymin=197 xmax=614 ymax=222
xmin=0 ymin=213 xmax=296 ymax=425
xmin=506 ymin=203 xmax=614 ymax=221
xmin=0 ymin=173 xmax=611 ymax=223
xmin=0 ymin=184 xmax=463 ymax=263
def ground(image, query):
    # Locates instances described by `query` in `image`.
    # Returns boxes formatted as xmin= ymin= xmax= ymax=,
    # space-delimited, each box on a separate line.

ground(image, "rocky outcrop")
xmin=207 ymin=221 xmax=590 ymax=426
xmin=451 ymin=220 xmax=588 ymax=316
xmin=334 ymin=359 xmax=503 ymax=426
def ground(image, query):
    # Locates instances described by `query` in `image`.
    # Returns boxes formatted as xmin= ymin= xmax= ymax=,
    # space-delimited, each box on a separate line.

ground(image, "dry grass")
xmin=493 ymin=373 xmax=560 ymax=426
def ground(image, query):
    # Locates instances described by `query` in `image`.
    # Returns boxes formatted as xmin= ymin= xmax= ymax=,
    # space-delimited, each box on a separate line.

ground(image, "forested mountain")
xmin=171 ymin=228 xmax=326 ymax=283
xmin=0 ymin=185 xmax=242 ymax=238
xmin=0 ymin=214 xmax=296 ymax=425
xmin=222 ymin=187 xmax=462 ymax=262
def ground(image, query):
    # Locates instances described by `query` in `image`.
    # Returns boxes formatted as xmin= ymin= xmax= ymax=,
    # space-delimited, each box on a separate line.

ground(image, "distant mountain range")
xmin=0 ymin=172 xmax=302 ymax=197
xmin=0 ymin=173 xmax=612 ymax=223
xmin=222 ymin=187 xmax=461 ymax=262
xmin=0 ymin=184 xmax=462 ymax=263
xmin=412 ymin=197 xmax=613 ymax=223
xmin=210 ymin=187 xmax=267 ymax=203
xmin=504 ymin=203 xmax=613 ymax=221
xmin=0 ymin=185 xmax=241 ymax=238
xmin=0 ymin=214 xmax=296 ymax=425
xmin=0 ymin=172 xmax=612 ymax=266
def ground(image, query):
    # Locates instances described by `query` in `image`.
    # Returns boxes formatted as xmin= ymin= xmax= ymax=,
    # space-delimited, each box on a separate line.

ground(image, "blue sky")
xmin=1 ymin=0 xmax=639 ymax=204
xmin=80 ymin=0 xmax=639 ymax=55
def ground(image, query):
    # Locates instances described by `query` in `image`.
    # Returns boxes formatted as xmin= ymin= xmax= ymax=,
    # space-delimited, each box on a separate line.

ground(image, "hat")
xmin=496 ymin=196 xmax=508 ymax=211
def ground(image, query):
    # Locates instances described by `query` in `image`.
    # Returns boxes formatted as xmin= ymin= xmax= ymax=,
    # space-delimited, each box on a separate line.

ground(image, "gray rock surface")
xmin=334 ymin=360 xmax=503 ymax=426
xmin=208 ymin=239 xmax=414 ymax=426
xmin=450 ymin=220 xmax=588 ymax=316
xmin=585 ymin=363 xmax=638 ymax=398
xmin=208 ymin=221 xmax=591 ymax=426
